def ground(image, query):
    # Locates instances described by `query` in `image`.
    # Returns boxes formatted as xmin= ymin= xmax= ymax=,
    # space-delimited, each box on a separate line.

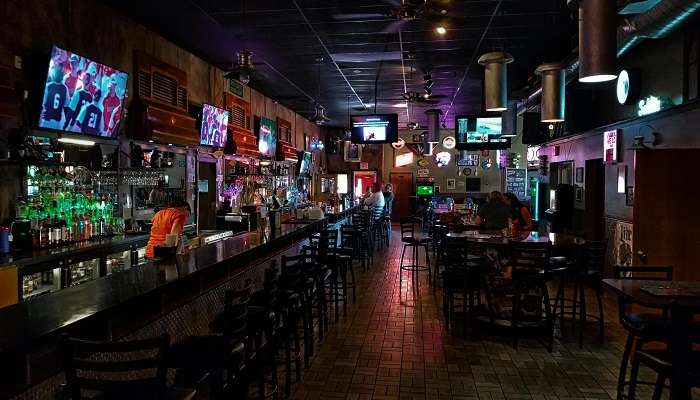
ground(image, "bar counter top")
xmin=0 ymin=220 xmax=324 ymax=353
xmin=0 ymin=234 xmax=150 ymax=269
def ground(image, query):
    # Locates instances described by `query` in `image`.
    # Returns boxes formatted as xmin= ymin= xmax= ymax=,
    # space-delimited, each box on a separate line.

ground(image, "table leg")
xmin=669 ymin=305 xmax=692 ymax=400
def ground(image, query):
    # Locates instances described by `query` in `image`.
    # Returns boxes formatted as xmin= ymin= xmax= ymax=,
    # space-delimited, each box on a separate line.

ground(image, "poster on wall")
xmin=604 ymin=129 xmax=620 ymax=163
xmin=609 ymin=220 xmax=633 ymax=267
xmin=344 ymin=141 xmax=362 ymax=162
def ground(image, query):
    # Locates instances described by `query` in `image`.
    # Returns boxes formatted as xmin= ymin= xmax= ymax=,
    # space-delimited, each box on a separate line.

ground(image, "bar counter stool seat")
xmin=398 ymin=217 xmax=432 ymax=295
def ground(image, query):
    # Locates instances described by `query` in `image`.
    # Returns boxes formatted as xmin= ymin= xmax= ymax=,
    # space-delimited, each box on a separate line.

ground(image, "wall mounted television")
xmin=200 ymin=104 xmax=229 ymax=147
xmin=350 ymin=114 xmax=399 ymax=144
xmin=38 ymin=46 xmax=128 ymax=139
xmin=256 ymin=116 xmax=277 ymax=158
xmin=416 ymin=185 xmax=435 ymax=197
xmin=455 ymin=115 xmax=510 ymax=150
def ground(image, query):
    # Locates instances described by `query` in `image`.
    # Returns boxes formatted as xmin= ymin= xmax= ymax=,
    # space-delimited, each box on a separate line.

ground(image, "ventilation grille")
xmin=228 ymin=105 xmax=248 ymax=130
xmin=177 ymin=87 xmax=187 ymax=109
xmin=137 ymin=70 xmax=151 ymax=98
xmin=152 ymin=72 xmax=178 ymax=106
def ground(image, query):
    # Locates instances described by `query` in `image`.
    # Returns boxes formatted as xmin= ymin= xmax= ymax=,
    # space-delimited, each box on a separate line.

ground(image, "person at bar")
xmin=504 ymin=192 xmax=534 ymax=231
xmin=145 ymin=198 xmax=191 ymax=258
xmin=475 ymin=191 xmax=511 ymax=230
xmin=364 ymin=182 xmax=385 ymax=210
xmin=383 ymin=183 xmax=394 ymax=217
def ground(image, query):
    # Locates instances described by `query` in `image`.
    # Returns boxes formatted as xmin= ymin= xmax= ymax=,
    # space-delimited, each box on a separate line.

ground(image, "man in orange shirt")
xmin=146 ymin=199 xmax=191 ymax=258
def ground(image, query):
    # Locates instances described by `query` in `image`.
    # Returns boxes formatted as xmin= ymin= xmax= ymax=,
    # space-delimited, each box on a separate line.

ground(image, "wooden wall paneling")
xmin=633 ymin=149 xmax=700 ymax=281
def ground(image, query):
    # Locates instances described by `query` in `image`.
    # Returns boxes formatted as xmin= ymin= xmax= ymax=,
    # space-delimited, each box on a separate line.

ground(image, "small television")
xmin=350 ymin=114 xmax=399 ymax=144
xmin=455 ymin=115 xmax=511 ymax=150
xmin=38 ymin=46 xmax=128 ymax=138
xmin=200 ymin=104 xmax=229 ymax=147
xmin=257 ymin=117 xmax=277 ymax=158
xmin=416 ymin=185 xmax=434 ymax=197
xmin=296 ymin=151 xmax=312 ymax=175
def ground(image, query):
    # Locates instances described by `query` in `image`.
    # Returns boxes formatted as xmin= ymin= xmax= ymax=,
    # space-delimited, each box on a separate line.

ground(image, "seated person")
xmin=364 ymin=182 xmax=385 ymax=210
xmin=475 ymin=191 xmax=511 ymax=230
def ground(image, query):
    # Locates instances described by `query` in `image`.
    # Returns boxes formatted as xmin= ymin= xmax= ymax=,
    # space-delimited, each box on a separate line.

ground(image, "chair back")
xmin=399 ymin=217 xmax=415 ymax=241
xmin=613 ymin=265 xmax=673 ymax=281
xmin=371 ymin=206 xmax=384 ymax=221
xmin=340 ymin=225 xmax=359 ymax=248
xmin=510 ymin=242 xmax=552 ymax=276
xmin=62 ymin=334 xmax=170 ymax=400
xmin=578 ymin=240 xmax=607 ymax=277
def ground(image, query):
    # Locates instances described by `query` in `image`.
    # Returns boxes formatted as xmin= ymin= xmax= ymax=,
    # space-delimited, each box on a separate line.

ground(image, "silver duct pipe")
xmin=519 ymin=0 xmax=700 ymax=113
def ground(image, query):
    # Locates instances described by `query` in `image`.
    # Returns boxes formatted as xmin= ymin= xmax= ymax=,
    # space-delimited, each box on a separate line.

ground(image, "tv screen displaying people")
xmin=350 ymin=114 xmax=399 ymax=144
xmin=200 ymin=104 xmax=229 ymax=147
xmin=38 ymin=46 xmax=128 ymax=138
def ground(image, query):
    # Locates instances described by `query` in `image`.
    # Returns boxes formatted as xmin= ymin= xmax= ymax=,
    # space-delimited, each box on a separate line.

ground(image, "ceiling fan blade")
xmin=381 ymin=19 xmax=408 ymax=34
xmin=331 ymin=13 xmax=387 ymax=20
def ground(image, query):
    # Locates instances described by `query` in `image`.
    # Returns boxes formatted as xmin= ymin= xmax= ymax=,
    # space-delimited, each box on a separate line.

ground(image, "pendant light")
xmin=535 ymin=63 xmax=565 ymax=123
xmin=478 ymin=52 xmax=514 ymax=112
xmin=578 ymin=0 xmax=617 ymax=83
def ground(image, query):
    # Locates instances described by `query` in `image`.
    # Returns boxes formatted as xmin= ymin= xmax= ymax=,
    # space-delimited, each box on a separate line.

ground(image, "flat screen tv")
xmin=200 ymin=104 xmax=229 ymax=147
xmin=257 ymin=117 xmax=277 ymax=158
xmin=38 ymin=46 xmax=128 ymax=138
xmin=455 ymin=115 xmax=510 ymax=150
xmin=350 ymin=114 xmax=399 ymax=144
xmin=416 ymin=185 xmax=434 ymax=197
xmin=297 ymin=151 xmax=312 ymax=175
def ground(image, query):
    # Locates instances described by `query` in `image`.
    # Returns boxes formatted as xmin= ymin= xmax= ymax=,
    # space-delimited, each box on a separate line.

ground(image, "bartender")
xmin=145 ymin=199 xmax=191 ymax=258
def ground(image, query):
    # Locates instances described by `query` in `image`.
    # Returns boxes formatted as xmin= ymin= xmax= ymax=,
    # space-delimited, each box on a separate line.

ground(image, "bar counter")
xmin=0 ymin=218 xmax=333 ymax=399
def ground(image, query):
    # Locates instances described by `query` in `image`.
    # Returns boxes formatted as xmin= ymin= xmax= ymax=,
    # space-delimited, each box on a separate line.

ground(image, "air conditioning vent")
xmin=228 ymin=105 xmax=246 ymax=129
xmin=177 ymin=87 xmax=187 ymax=109
xmin=137 ymin=70 xmax=151 ymax=98
xmin=152 ymin=71 xmax=178 ymax=106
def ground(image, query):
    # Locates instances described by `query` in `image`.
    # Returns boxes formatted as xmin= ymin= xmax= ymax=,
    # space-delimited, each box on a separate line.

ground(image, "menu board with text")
xmin=505 ymin=168 xmax=527 ymax=200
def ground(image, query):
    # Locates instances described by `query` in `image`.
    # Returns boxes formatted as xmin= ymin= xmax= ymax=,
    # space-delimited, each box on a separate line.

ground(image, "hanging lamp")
xmin=535 ymin=63 xmax=565 ymax=122
xmin=578 ymin=0 xmax=617 ymax=83
xmin=478 ymin=52 xmax=514 ymax=112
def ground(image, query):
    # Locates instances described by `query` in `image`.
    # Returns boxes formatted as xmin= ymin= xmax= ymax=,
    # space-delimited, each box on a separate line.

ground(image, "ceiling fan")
xmin=332 ymin=0 xmax=458 ymax=33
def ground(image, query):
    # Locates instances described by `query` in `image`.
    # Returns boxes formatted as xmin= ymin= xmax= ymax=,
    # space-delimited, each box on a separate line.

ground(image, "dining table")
xmin=603 ymin=279 xmax=700 ymax=400
xmin=446 ymin=230 xmax=586 ymax=247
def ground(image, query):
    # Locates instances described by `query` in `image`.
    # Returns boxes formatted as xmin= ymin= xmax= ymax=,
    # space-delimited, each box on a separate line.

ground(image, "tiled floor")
xmin=288 ymin=228 xmax=663 ymax=400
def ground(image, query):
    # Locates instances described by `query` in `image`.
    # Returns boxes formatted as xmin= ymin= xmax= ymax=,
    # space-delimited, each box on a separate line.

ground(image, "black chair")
xmin=62 ymin=334 xmax=196 ymax=400
xmin=612 ymin=265 xmax=673 ymax=400
xmin=628 ymin=347 xmax=700 ymax=400
xmin=398 ymin=217 xmax=432 ymax=295
xmin=370 ymin=206 xmax=389 ymax=249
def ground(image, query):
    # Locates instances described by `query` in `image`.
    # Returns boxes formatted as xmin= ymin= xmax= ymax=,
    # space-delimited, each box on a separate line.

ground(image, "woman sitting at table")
xmin=475 ymin=191 xmax=511 ymax=230
xmin=504 ymin=192 xmax=534 ymax=231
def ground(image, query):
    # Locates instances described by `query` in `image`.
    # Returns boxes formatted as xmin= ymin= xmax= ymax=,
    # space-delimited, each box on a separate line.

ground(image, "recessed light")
xmin=579 ymin=74 xmax=618 ymax=83
xmin=393 ymin=102 xmax=407 ymax=108
xmin=436 ymin=26 xmax=447 ymax=35
xmin=423 ymin=93 xmax=430 ymax=99
xmin=148 ymin=140 xmax=154 ymax=143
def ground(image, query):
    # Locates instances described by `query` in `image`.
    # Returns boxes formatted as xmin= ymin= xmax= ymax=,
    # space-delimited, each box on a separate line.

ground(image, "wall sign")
xmin=441 ymin=136 xmax=456 ymax=150
xmin=417 ymin=158 xmax=429 ymax=168
xmin=359 ymin=162 xmax=369 ymax=170
xmin=434 ymin=151 xmax=451 ymax=168
xmin=391 ymin=138 xmax=406 ymax=150
xmin=616 ymin=69 xmax=643 ymax=106
xmin=604 ymin=129 xmax=619 ymax=163
xmin=228 ymin=78 xmax=244 ymax=98
xmin=417 ymin=168 xmax=430 ymax=176
xmin=505 ymin=168 xmax=527 ymax=200
xmin=394 ymin=152 xmax=413 ymax=167
xmin=457 ymin=153 xmax=479 ymax=167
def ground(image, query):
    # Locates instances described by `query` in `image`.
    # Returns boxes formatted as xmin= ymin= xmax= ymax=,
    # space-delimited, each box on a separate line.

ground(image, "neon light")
xmin=638 ymin=95 xmax=661 ymax=116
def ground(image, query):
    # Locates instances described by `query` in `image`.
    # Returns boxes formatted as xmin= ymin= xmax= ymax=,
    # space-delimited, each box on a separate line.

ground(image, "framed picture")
xmin=446 ymin=179 xmax=456 ymax=190
xmin=575 ymin=167 xmax=584 ymax=183
xmin=626 ymin=186 xmax=635 ymax=206
xmin=344 ymin=142 xmax=362 ymax=162
xmin=435 ymin=186 xmax=441 ymax=194
xmin=575 ymin=186 xmax=584 ymax=202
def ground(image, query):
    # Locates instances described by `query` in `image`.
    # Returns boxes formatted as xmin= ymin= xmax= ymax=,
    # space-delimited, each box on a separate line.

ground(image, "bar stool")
xmin=281 ymin=253 xmax=321 ymax=364
xmin=62 ymin=333 xmax=197 ymax=400
xmin=371 ymin=206 xmax=389 ymax=249
xmin=612 ymin=265 xmax=674 ymax=400
xmin=398 ymin=217 xmax=432 ymax=294
xmin=567 ymin=240 xmax=607 ymax=348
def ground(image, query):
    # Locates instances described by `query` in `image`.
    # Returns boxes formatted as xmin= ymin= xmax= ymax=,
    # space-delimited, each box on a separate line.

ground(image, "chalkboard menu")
xmin=505 ymin=168 xmax=527 ymax=200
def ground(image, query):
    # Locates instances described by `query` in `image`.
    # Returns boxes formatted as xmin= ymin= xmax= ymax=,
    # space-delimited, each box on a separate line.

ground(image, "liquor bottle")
xmin=39 ymin=219 xmax=49 ymax=248
xmin=52 ymin=216 xmax=62 ymax=246
xmin=85 ymin=215 xmax=92 ymax=240
xmin=79 ymin=214 xmax=85 ymax=241
xmin=72 ymin=212 xmax=80 ymax=242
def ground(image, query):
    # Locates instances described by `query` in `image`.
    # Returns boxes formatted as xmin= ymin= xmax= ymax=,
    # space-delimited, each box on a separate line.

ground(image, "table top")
xmin=446 ymin=231 xmax=585 ymax=246
xmin=603 ymin=279 xmax=700 ymax=308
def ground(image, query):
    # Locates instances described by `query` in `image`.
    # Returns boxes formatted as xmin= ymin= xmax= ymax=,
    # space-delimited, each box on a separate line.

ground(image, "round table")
xmin=446 ymin=230 xmax=585 ymax=247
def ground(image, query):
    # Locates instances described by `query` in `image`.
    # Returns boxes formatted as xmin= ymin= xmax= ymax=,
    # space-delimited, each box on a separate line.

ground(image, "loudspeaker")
xmin=522 ymin=112 xmax=546 ymax=144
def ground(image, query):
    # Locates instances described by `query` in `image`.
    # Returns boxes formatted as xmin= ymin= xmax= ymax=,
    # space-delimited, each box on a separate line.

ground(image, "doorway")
xmin=390 ymin=172 xmax=413 ymax=221
xmin=584 ymin=159 xmax=605 ymax=240
xmin=198 ymin=161 xmax=217 ymax=230
xmin=352 ymin=170 xmax=377 ymax=200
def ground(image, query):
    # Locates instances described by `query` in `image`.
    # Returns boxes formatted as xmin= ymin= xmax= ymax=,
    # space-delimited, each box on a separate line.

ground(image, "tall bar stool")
xmin=612 ymin=265 xmax=674 ymax=400
xmin=568 ymin=240 xmax=607 ymax=347
xmin=281 ymin=253 xmax=321 ymax=364
xmin=398 ymin=217 xmax=432 ymax=294
xmin=502 ymin=242 xmax=555 ymax=352
xmin=62 ymin=333 xmax=196 ymax=400
xmin=371 ymin=206 xmax=389 ymax=249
